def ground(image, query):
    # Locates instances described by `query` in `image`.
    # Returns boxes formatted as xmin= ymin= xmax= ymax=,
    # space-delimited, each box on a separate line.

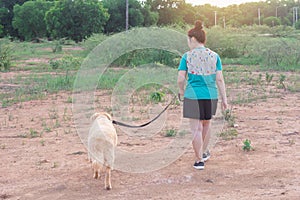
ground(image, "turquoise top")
xmin=178 ymin=47 xmax=222 ymax=100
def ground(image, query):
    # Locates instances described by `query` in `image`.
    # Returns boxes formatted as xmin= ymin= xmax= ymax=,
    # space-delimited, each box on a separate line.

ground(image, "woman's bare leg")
xmin=190 ymin=119 xmax=203 ymax=162
xmin=202 ymin=120 xmax=211 ymax=153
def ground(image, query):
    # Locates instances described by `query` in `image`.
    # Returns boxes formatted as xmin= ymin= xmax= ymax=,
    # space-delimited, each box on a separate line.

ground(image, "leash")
xmin=112 ymin=95 xmax=178 ymax=128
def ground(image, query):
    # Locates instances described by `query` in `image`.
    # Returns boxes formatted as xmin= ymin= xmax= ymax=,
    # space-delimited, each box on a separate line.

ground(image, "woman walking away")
xmin=177 ymin=20 xmax=228 ymax=170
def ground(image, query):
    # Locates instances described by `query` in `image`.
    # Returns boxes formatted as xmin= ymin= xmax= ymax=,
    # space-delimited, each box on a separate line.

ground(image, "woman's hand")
xmin=221 ymin=100 xmax=228 ymax=111
xmin=178 ymin=92 xmax=184 ymax=101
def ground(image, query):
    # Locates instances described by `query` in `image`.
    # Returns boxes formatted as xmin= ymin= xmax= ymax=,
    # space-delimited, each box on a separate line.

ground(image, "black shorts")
xmin=183 ymin=98 xmax=218 ymax=120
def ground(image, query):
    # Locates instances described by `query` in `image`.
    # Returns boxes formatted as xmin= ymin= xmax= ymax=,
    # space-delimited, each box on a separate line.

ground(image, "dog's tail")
xmin=90 ymin=112 xmax=112 ymax=121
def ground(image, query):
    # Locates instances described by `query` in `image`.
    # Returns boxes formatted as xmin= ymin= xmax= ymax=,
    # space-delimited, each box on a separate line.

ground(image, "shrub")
xmin=295 ymin=21 xmax=300 ymax=30
xmin=0 ymin=41 xmax=12 ymax=71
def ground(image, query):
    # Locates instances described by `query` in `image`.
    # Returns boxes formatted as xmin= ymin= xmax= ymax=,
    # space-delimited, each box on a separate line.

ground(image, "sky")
xmin=186 ymin=0 xmax=262 ymax=7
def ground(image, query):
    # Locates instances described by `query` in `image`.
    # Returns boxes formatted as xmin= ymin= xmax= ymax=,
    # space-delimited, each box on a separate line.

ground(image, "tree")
xmin=102 ymin=0 xmax=145 ymax=33
xmin=0 ymin=0 xmax=29 ymax=37
xmin=45 ymin=0 xmax=109 ymax=42
xmin=141 ymin=4 xmax=159 ymax=27
xmin=146 ymin=0 xmax=185 ymax=25
xmin=194 ymin=4 xmax=219 ymax=27
xmin=263 ymin=16 xmax=281 ymax=26
xmin=12 ymin=0 xmax=53 ymax=41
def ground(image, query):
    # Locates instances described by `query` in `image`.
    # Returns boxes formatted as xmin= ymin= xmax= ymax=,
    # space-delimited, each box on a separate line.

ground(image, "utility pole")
xmin=293 ymin=7 xmax=299 ymax=27
xmin=258 ymin=8 xmax=261 ymax=25
xmin=126 ymin=0 xmax=129 ymax=31
xmin=214 ymin=11 xmax=217 ymax=26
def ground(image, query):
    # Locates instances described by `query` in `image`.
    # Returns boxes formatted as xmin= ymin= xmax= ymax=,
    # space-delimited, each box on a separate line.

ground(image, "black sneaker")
xmin=202 ymin=151 xmax=211 ymax=162
xmin=193 ymin=161 xmax=205 ymax=170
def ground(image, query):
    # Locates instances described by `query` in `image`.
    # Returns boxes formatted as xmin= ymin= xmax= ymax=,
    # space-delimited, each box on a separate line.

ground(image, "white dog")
xmin=88 ymin=112 xmax=117 ymax=190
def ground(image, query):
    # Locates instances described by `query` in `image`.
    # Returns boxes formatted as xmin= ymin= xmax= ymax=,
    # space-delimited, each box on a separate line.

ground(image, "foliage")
xmin=146 ymin=0 xmax=185 ymax=25
xmin=219 ymin=128 xmax=238 ymax=140
xmin=0 ymin=0 xmax=29 ymax=37
xmin=295 ymin=20 xmax=300 ymax=30
xmin=45 ymin=0 xmax=109 ymax=42
xmin=243 ymin=139 xmax=254 ymax=151
xmin=111 ymin=48 xmax=180 ymax=68
xmin=266 ymin=72 xmax=274 ymax=84
xmin=263 ymin=16 xmax=281 ymax=27
xmin=49 ymin=55 xmax=82 ymax=70
xmin=278 ymin=74 xmax=286 ymax=90
xmin=165 ymin=129 xmax=176 ymax=137
xmin=141 ymin=4 xmax=159 ymax=27
xmin=150 ymin=91 xmax=165 ymax=103
xmin=12 ymin=0 xmax=53 ymax=41
xmin=223 ymin=109 xmax=236 ymax=127
xmin=0 ymin=24 xmax=3 ymax=36
xmin=0 ymin=39 xmax=12 ymax=71
xmin=102 ymin=0 xmax=154 ymax=33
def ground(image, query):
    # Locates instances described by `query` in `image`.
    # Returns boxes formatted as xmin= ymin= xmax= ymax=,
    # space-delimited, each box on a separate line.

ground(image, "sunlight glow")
xmin=186 ymin=0 xmax=262 ymax=7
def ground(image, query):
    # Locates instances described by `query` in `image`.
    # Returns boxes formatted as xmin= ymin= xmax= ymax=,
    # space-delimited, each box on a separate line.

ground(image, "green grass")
xmin=165 ymin=129 xmax=177 ymax=137
xmin=219 ymin=128 xmax=238 ymax=140
xmin=1 ymin=28 xmax=300 ymax=108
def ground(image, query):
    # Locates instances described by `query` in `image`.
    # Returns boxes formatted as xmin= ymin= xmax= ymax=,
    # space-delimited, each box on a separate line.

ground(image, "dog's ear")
xmin=102 ymin=112 xmax=112 ymax=121
xmin=90 ymin=112 xmax=112 ymax=121
xmin=90 ymin=113 xmax=102 ymax=121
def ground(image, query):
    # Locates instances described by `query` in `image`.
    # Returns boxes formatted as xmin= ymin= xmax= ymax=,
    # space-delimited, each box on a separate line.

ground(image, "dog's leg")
xmin=93 ymin=170 xmax=98 ymax=179
xmin=92 ymin=160 xmax=102 ymax=179
xmin=105 ymin=167 xmax=112 ymax=190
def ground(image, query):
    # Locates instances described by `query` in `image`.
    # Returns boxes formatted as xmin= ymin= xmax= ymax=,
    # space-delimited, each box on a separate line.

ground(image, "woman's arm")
xmin=177 ymin=70 xmax=187 ymax=97
xmin=216 ymin=71 xmax=228 ymax=110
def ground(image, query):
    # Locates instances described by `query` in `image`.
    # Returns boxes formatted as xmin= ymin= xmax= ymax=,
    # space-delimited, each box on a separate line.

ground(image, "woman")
xmin=177 ymin=20 xmax=228 ymax=170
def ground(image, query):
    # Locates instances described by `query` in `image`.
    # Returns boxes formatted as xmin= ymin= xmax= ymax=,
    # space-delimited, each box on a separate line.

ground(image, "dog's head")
xmin=90 ymin=112 xmax=112 ymax=121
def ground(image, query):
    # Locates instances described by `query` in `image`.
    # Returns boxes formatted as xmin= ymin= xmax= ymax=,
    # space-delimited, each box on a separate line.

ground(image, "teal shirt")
xmin=178 ymin=47 xmax=222 ymax=100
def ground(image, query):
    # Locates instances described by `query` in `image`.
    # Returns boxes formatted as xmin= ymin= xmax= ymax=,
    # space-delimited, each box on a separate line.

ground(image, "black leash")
xmin=112 ymin=95 xmax=177 ymax=128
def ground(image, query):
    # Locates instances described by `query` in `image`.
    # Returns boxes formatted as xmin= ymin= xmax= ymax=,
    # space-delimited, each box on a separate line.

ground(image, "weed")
xmin=66 ymin=96 xmax=72 ymax=103
xmin=278 ymin=74 xmax=286 ymax=90
xmin=165 ymin=129 xmax=177 ymax=137
xmin=17 ymin=133 xmax=27 ymax=138
xmin=289 ymin=139 xmax=295 ymax=145
xmin=63 ymin=107 xmax=70 ymax=121
xmin=242 ymin=139 xmax=254 ymax=151
xmin=29 ymin=128 xmax=41 ymax=138
xmin=219 ymin=128 xmax=238 ymax=140
xmin=44 ymin=126 xmax=52 ymax=132
xmin=51 ymin=40 xmax=63 ymax=53
xmin=0 ymin=42 xmax=12 ymax=71
xmin=49 ymin=108 xmax=58 ymax=119
xmin=40 ymin=140 xmax=45 ymax=146
xmin=150 ymin=91 xmax=165 ymax=103
xmin=54 ymin=119 xmax=61 ymax=128
xmin=223 ymin=109 xmax=235 ymax=127
xmin=266 ymin=72 xmax=274 ymax=84
xmin=52 ymin=162 xmax=58 ymax=168
xmin=178 ymin=130 xmax=188 ymax=137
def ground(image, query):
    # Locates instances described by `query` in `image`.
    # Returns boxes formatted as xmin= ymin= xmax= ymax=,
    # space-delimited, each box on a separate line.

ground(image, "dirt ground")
xmin=0 ymin=74 xmax=299 ymax=200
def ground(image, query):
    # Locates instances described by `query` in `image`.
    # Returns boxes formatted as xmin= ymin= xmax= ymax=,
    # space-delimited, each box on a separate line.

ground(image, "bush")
xmin=295 ymin=21 xmax=300 ymax=30
xmin=0 ymin=25 xmax=3 ymax=36
xmin=0 ymin=40 xmax=12 ymax=71
xmin=263 ymin=16 xmax=281 ymax=27
xmin=49 ymin=55 xmax=82 ymax=70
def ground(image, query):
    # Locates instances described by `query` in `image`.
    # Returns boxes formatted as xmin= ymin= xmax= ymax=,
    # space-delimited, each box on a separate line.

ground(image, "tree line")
xmin=0 ymin=0 xmax=300 ymax=42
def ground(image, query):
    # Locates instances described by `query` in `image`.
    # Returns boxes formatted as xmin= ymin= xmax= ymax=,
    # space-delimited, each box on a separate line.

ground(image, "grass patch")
xmin=165 ymin=129 xmax=177 ymax=137
xmin=219 ymin=128 xmax=238 ymax=140
xmin=243 ymin=139 xmax=254 ymax=151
